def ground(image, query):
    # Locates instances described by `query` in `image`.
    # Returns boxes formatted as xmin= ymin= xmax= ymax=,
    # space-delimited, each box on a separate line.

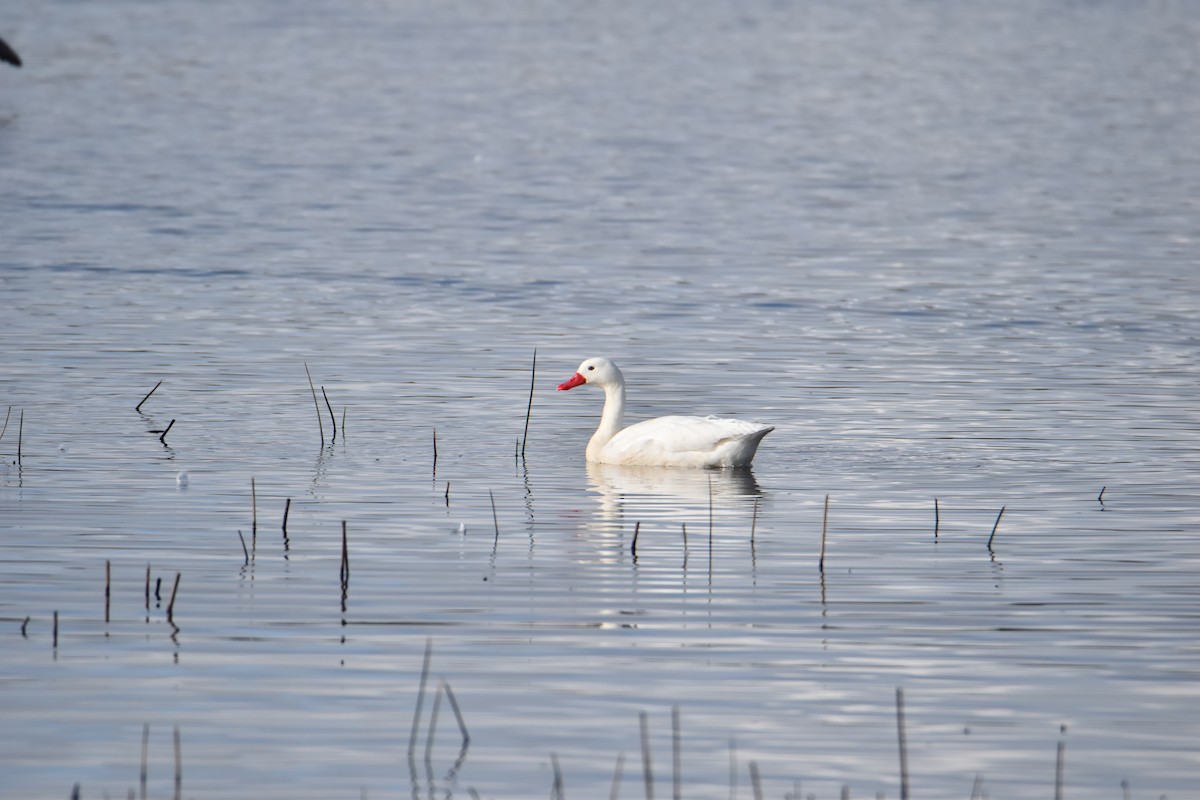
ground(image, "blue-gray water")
xmin=2 ymin=2 xmax=1198 ymax=798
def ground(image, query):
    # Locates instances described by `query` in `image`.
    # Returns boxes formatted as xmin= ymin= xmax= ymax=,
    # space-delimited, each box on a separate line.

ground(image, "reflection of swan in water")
xmin=585 ymin=461 xmax=763 ymax=529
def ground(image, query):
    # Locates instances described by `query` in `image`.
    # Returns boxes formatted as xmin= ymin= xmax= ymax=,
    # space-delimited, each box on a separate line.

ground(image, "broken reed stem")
xmin=443 ymin=680 xmax=470 ymax=745
xmin=672 ymin=705 xmax=681 ymax=800
xmin=237 ymin=530 xmax=249 ymax=565
xmin=158 ymin=418 xmax=174 ymax=445
xmin=105 ymin=560 xmax=111 ymax=624
xmin=631 ymin=521 xmax=641 ymax=559
xmin=639 ymin=711 xmax=654 ymax=800
xmin=0 ymin=405 xmax=10 ymax=441
xmin=304 ymin=362 xmax=325 ymax=447
xmin=521 ymin=348 xmax=537 ymax=459
xmin=1097 ymin=485 xmax=1106 ymax=503
xmin=166 ymin=572 xmax=181 ymax=622
xmin=321 ymin=386 xmax=337 ymax=440
xmin=282 ymin=498 xmax=291 ymax=537
xmin=489 ymin=490 xmax=499 ymax=544
xmin=819 ymin=494 xmax=829 ymax=573
xmin=896 ymin=687 xmax=910 ymax=800
xmin=609 ymin=752 xmax=625 ymax=800
xmin=408 ymin=639 xmax=434 ymax=758
xmin=934 ymin=497 xmax=940 ymax=540
xmin=135 ymin=380 xmax=162 ymax=412
xmin=144 ymin=564 xmax=151 ymax=612
xmin=987 ymin=505 xmax=1006 ymax=550
xmin=53 ymin=610 xmax=58 ymax=649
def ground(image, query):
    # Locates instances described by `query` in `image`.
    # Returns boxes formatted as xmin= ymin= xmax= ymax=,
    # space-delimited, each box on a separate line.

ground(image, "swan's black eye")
xmin=587 ymin=365 xmax=595 ymax=371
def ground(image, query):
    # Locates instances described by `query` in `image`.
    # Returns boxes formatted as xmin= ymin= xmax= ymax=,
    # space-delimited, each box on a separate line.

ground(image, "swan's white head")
xmin=558 ymin=356 xmax=624 ymax=391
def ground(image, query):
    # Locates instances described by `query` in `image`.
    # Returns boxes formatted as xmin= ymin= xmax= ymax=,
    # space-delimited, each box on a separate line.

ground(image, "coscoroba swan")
xmin=557 ymin=357 xmax=774 ymax=468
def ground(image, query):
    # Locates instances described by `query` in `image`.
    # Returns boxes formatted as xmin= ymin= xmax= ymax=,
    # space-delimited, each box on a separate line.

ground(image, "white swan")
xmin=557 ymin=357 xmax=774 ymax=468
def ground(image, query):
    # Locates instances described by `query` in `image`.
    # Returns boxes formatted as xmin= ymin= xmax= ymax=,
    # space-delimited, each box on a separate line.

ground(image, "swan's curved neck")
xmin=587 ymin=380 xmax=626 ymax=459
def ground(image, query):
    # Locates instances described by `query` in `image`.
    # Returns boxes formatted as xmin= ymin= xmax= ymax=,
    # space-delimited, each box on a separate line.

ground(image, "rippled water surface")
xmin=2 ymin=2 xmax=1199 ymax=798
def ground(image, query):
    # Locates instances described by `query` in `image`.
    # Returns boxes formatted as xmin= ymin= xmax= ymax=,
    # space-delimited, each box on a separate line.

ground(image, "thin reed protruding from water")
xmin=432 ymin=428 xmax=438 ymax=477
xmin=1054 ymin=737 xmax=1066 ymax=800
xmin=639 ymin=711 xmax=654 ymax=800
xmin=987 ymin=505 xmax=1006 ymax=550
xmin=521 ymin=348 xmax=537 ymax=459
xmin=444 ymin=482 xmax=450 ymax=506
xmin=671 ymin=705 xmax=681 ymax=800
xmin=250 ymin=478 xmax=257 ymax=538
xmin=140 ymin=722 xmax=150 ymax=800
xmin=20 ymin=616 xmax=29 ymax=637
xmin=0 ymin=405 xmax=10 ymax=441
xmin=609 ymin=752 xmax=625 ymax=800
xmin=631 ymin=522 xmax=641 ymax=559
xmin=166 ymin=572 xmax=181 ymax=623
xmin=748 ymin=761 xmax=763 ymax=800
xmin=173 ymin=724 xmax=182 ymax=800
xmin=934 ymin=497 xmax=940 ymax=540
xmin=104 ymin=560 xmax=111 ymax=624
xmin=237 ymin=530 xmax=249 ymax=565
xmin=144 ymin=564 xmax=151 ymax=613
xmin=896 ymin=687 xmax=910 ymax=800
xmin=1097 ymin=485 xmax=1106 ymax=504
xmin=136 ymin=380 xmax=162 ymax=412
xmin=408 ymin=639 xmax=434 ymax=758
xmin=550 ymin=751 xmax=564 ymax=800
xmin=340 ymin=521 xmax=350 ymax=584
xmin=52 ymin=610 xmax=58 ymax=649
xmin=489 ymin=490 xmax=499 ymax=544
xmin=17 ymin=408 xmax=24 ymax=465
xmin=304 ymin=362 xmax=325 ymax=447
xmin=282 ymin=498 xmax=291 ymax=536
xmin=321 ymin=386 xmax=337 ymax=440
xmin=443 ymin=680 xmax=470 ymax=745
xmin=819 ymin=494 xmax=830 ymax=573
xmin=158 ymin=418 xmax=174 ymax=445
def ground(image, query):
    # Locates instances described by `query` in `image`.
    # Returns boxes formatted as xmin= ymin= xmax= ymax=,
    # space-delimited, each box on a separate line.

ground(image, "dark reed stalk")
xmin=173 ymin=724 xmax=182 ymax=800
xmin=987 ymin=505 xmax=1006 ymax=550
xmin=166 ymin=572 xmax=181 ymax=623
xmin=18 ymin=408 xmax=24 ymax=464
xmin=251 ymin=478 xmax=257 ymax=539
xmin=819 ymin=494 xmax=830 ymax=573
xmin=321 ymin=386 xmax=337 ymax=440
xmin=681 ymin=524 xmax=688 ymax=550
xmin=105 ymin=560 xmax=111 ymax=624
xmin=145 ymin=564 xmax=151 ymax=613
xmin=489 ymin=490 xmax=500 ymax=544
xmin=155 ymin=577 xmax=162 ymax=604
xmin=408 ymin=639 xmax=434 ymax=759
xmin=304 ymin=362 xmax=325 ymax=446
xmin=521 ymin=348 xmax=537 ymax=459
xmin=443 ymin=680 xmax=470 ymax=745
xmin=135 ymin=380 xmax=162 ymax=412
xmin=896 ymin=688 xmax=910 ymax=800
xmin=52 ymin=610 xmax=58 ymax=649
xmin=444 ymin=482 xmax=451 ymax=506
xmin=71 ymin=784 xmax=79 ymax=800
xmin=671 ymin=706 xmax=681 ymax=800
xmin=237 ymin=530 xmax=249 ymax=565
xmin=158 ymin=418 xmax=174 ymax=445
xmin=934 ymin=497 xmax=940 ymax=540
xmin=631 ymin=522 xmax=641 ymax=559
xmin=20 ymin=616 xmax=29 ymax=637
xmin=140 ymin=722 xmax=150 ymax=800
xmin=639 ymin=711 xmax=654 ymax=800
xmin=0 ymin=404 xmax=11 ymax=441
xmin=341 ymin=405 xmax=347 ymax=436
xmin=340 ymin=521 xmax=349 ymax=583
xmin=432 ymin=428 xmax=438 ymax=477
xmin=1054 ymin=738 xmax=1065 ymax=800
xmin=282 ymin=498 xmax=291 ymax=536
xmin=748 ymin=761 xmax=763 ymax=800
xmin=550 ymin=751 xmax=564 ymax=800
xmin=1097 ymin=485 xmax=1106 ymax=504
xmin=609 ymin=752 xmax=625 ymax=800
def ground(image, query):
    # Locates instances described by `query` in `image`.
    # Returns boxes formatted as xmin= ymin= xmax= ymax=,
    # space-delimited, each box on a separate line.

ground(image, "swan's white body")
xmin=558 ymin=357 xmax=773 ymax=468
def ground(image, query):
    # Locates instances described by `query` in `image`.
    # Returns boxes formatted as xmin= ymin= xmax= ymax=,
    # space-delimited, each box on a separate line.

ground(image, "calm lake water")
xmin=2 ymin=2 xmax=1199 ymax=798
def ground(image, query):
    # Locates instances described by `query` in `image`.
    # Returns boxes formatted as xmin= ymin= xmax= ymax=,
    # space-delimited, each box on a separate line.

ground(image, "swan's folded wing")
xmin=603 ymin=416 xmax=774 ymax=467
